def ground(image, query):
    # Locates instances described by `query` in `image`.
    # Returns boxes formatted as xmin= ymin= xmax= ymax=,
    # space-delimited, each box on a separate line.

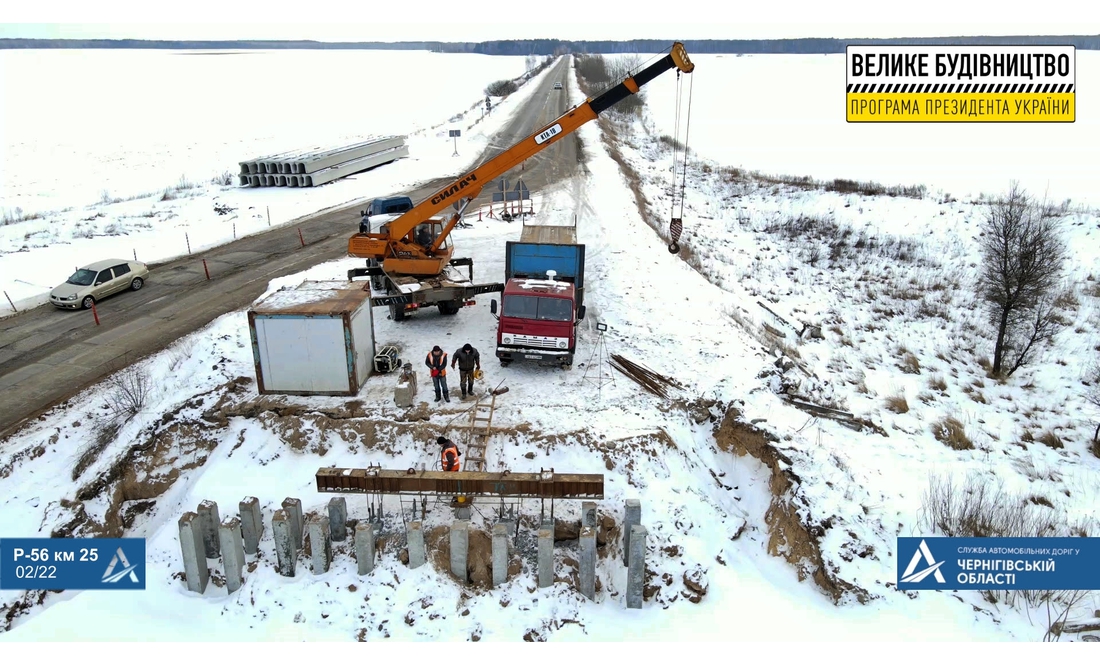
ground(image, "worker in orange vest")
xmin=425 ymin=346 xmax=450 ymax=402
xmin=439 ymin=436 xmax=461 ymax=472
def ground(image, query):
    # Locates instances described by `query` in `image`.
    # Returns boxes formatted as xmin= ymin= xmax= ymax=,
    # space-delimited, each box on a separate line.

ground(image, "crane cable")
xmin=668 ymin=63 xmax=694 ymax=254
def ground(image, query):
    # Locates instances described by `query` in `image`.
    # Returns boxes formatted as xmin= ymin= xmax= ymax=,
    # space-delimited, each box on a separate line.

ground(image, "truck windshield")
xmin=502 ymin=295 xmax=572 ymax=322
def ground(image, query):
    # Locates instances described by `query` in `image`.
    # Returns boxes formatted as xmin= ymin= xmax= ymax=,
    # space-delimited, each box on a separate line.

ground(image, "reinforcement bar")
xmin=315 ymin=468 xmax=604 ymax=499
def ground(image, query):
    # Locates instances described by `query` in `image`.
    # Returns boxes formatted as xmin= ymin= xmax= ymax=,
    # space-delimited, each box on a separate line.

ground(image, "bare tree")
xmin=978 ymin=183 xmax=1068 ymax=376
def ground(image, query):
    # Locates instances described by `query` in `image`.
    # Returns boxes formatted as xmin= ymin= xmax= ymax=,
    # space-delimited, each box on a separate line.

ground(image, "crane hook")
xmin=668 ymin=218 xmax=683 ymax=254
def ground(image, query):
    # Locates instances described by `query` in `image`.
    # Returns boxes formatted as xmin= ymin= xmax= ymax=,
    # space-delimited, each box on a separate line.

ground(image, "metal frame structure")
xmin=316 ymin=466 xmax=604 ymax=532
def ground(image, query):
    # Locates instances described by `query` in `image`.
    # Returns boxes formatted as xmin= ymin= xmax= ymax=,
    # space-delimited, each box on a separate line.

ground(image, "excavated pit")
xmin=715 ymin=406 xmax=871 ymax=605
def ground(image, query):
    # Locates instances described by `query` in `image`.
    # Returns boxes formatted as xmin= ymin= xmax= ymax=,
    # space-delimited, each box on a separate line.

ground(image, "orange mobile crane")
xmin=348 ymin=43 xmax=694 ymax=321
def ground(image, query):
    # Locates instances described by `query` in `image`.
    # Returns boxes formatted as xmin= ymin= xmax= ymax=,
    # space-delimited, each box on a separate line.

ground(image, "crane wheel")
xmin=668 ymin=242 xmax=680 ymax=254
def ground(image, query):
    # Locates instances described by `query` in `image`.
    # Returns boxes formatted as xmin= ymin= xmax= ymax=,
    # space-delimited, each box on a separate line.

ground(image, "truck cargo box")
xmin=248 ymin=281 xmax=376 ymax=396
xmin=505 ymin=241 xmax=585 ymax=309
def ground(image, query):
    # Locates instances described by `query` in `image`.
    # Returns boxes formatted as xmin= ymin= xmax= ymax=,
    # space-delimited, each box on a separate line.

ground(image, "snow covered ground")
xmin=641 ymin=52 xmax=1100 ymax=208
xmin=0 ymin=49 xmax=534 ymax=313
xmin=2 ymin=50 xmax=1100 ymax=642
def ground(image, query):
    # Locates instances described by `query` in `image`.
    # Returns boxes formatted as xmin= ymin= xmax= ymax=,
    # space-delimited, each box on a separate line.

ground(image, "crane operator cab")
xmin=409 ymin=220 xmax=450 ymax=256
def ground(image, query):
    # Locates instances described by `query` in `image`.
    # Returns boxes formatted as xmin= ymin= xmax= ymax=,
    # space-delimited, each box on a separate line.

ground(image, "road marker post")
xmin=298 ymin=228 xmax=305 ymax=247
xmin=203 ymin=259 xmax=210 ymax=281
xmin=91 ymin=302 xmax=100 ymax=326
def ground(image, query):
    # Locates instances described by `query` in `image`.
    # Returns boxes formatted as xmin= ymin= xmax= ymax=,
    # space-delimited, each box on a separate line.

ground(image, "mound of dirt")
xmin=425 ymin=524 xmax=504 ymax=588
xmin=715 ymin=409 xmax=871 ymax=605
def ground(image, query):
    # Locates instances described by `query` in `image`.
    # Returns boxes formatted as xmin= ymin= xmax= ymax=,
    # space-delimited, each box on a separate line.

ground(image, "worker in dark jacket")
xmin=439 ymin=436 xmax=461 ymax=472
xmin=451 ymin=343 xmax=481 ymax=399
xmin=425 ymin=346 xmax=449 ymax=402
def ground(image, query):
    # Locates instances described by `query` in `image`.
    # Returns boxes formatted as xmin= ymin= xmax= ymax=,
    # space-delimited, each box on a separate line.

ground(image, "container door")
xmin=255 ymin=316 xmax=350 ymax=393
xmin=350 ymin=303 xmax=375 ymax=389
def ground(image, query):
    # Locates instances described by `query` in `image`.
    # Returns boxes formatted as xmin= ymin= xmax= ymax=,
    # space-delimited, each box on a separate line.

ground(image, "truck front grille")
xmin=509 ymin=334 xmax=563 ymax=349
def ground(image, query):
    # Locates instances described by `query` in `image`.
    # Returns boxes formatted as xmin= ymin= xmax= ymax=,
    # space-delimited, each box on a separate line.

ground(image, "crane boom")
xmin=348 ymin=43 xmax=694 ymax=277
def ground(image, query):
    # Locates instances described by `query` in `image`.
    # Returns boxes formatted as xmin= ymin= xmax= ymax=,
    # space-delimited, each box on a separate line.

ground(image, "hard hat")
xmin=474 ymin=369 xmax=484 ymax=380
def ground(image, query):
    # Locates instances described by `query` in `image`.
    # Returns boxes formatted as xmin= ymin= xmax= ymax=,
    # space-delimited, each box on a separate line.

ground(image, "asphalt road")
xmin=0 ymin=58 xmax=580 ymax=441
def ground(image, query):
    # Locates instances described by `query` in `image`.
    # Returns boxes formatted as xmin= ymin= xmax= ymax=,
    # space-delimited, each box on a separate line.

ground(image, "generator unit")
xmin=374 ymin=345 xmax=401 ymax=373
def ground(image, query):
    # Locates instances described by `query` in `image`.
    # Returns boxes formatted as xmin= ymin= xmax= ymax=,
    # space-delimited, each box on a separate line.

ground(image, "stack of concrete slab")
xmin=238 ymin=136 xmax=408 ymax=188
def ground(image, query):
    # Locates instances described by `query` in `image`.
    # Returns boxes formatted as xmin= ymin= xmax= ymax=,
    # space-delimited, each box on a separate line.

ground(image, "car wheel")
xmin=81 ymin=296 xmax=95 ymax=309
xmin=130 ymin=277 xmax=144 ymax=291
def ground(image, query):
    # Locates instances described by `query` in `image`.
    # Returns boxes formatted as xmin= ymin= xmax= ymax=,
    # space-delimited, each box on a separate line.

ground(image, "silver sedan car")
xmin=50 ymin=259 xmax=149 ymax=310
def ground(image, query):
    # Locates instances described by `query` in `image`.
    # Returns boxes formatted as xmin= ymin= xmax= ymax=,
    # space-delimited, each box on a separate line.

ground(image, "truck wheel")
xmin=390 ymin=304 xmax=407 ymax=321
xmin=438 ymin=301 xmax=460 ymax=316
xmin=500 ymin=359 xmax=511 ymax=367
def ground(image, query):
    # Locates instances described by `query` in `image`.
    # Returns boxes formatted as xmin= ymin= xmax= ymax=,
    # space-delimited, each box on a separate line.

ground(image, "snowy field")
xmin=1 ymin=49 xmax=1100 ymax=643
xmin=641 ymin=52 xmax=1100 ymax=207
xmin=0 ymin=49 xmax=530 ymax=312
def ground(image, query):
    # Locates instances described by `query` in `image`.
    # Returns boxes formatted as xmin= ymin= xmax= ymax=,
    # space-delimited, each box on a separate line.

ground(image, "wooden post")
xmin=233 ymin=223 xmax=236 ymax=239
xmin=267 ymin=206 xmax=271 ymax=227
xmin=133 ymin=248 xmax=137 ymax=261
xmin=202 ymin=259 xmax=210 ymax=280
xmin=185 ymin=232 xmax=191 ymax=255
xmin=3 ymin=290 xmax=16 ymax=313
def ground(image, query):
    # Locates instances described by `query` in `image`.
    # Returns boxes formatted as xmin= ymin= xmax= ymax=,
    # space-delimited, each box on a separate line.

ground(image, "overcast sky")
xmin=1 ymin=1 xmax=1097 ymax=42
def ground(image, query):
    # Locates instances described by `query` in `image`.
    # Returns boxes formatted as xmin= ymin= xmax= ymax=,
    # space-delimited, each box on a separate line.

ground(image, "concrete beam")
xmin=294 ymin=136 xmax=405 ymax=175
xmin=354 ymin=522 xmax=375 ymax=575
xmin=239 ymin=497 xmax=263 ymax=555
xmin=178 ymin=512 xmax=208 ymax=594
xmin=328 ymin=497 xmax=348 ymax=542
xmin=281 ymin=498 xmax=303 ymax=550
xmin=407 ymin=521 xmax=426 ymax=569
xmin=450 ymin=520 xmax=469 ymax=582
xmin=308 ymin=516 xmax=332 ymax=575
xmin=627 ymin=525 xmax=647 ymax=609
xmin=197 ymin=500 xmax=221 ymax=558
xmin=579 ymin=526 xmax=596 ymax=600
xmin=219 ymin=517 xmax=245 ymax=594
xmin=623 ymin=499 xmax=641 ymax=565
xmin=316 ymin=467 xmax=604 ymax=499
xmin=538 ymin=524 xmax=553 ymax=588
xmin=492 ymin=523 xmax=508 ymax=588
xmin=302 ymin=146 xmax=409 ymax=187
xmin=272 ymin=509 xmax=296 ymax=577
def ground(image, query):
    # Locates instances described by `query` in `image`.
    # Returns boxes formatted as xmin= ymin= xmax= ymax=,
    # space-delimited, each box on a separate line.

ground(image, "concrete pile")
xmin=238 ymin=136 xmax=408 ymax=188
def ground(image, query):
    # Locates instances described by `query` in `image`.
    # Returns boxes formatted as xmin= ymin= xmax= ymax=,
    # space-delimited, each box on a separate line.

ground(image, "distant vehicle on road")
xmin=359 ymin=196 xmax=414 ymax=234
xmin=553 ymin=82 xmax=563 ymax=90
xmin=50 ymin=259 xmax=149 ymax=310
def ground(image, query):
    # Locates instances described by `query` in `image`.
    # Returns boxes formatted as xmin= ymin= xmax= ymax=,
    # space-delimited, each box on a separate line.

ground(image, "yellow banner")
xmin=846 ymin=93 xmax=1075 ymax=122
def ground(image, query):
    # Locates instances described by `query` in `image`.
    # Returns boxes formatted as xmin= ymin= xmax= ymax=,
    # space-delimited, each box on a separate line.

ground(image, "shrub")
xmin=885 ymin=394 xmax=909 ymax=414
xmin=928 ymin=374 xmax=948 ymax=392
xmin=105 ymin=364 xmax=152 ymax=422
xmin=72 ymin=415 xmax=120 ymax=480
xmin=932 ymin=416 xmax=972 ymax=450
xmin=901 ymin=352 xmax=921 ymax=374
xmin=212 ymin=170 xmax=235 ymax=186
xmin=920 ymin=472 xmax=1058 ymax=538
xmin=1036 ymin=430 xmax=1064 ymax=449
xmin=485 ymin=79 xmax=518 ymax=96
